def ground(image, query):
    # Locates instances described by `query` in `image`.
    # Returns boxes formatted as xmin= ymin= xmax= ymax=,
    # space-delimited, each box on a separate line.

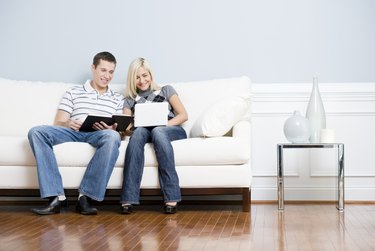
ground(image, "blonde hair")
xmin=125 ymin=57 xmax=160 ymax=98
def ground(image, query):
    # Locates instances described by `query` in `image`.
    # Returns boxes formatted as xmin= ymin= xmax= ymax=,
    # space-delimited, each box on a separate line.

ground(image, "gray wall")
xmin=0 ymin=0 xmax=374 ymax=84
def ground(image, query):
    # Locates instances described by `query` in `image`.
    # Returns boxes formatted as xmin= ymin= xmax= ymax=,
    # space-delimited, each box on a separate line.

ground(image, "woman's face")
xmin=135 ymin=66 xmax=151 ymax=91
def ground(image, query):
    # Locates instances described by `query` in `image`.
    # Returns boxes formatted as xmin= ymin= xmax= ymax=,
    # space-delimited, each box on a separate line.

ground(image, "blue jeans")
xmin=120 ymin=126 xmax=187 ymax=204
xmin=28 ymin=125 xmax=121 ymax=201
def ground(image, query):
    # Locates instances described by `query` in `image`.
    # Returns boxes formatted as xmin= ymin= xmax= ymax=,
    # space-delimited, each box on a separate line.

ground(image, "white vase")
xmin=305 ymin=77 xmax=326 ymax=143
xmin=283 ymin=110 xmax=311 ymax=143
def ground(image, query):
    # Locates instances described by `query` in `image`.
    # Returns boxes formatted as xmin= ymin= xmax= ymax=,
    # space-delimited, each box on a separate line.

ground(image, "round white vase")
xmin=305 ymin=77 xmax=326 ymax=143
xmin=283 ymin=110 xmax=311 ymax=143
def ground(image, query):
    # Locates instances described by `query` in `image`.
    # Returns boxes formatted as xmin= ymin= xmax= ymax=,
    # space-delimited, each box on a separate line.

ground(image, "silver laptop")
xmin=134 ymin=102 xmax=169 ymax=127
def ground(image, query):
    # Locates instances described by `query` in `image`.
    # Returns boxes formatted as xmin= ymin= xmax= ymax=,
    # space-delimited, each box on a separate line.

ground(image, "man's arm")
xmin=54 ymin=110 xmax=83 ymax=131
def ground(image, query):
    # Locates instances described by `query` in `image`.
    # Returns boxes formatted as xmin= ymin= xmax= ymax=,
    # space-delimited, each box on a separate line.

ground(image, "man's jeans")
xmin=28 ymin=125 xmax=121 ymax=201
xmin=121 ymin=126 xmax=187 ymax=204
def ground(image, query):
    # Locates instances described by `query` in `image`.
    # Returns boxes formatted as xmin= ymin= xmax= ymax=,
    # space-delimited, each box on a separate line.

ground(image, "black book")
xmin=80 ymin=114 xmax=134 ymax=132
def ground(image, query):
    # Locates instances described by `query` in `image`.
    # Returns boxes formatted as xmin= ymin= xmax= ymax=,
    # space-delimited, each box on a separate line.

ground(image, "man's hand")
xmin=54 ymin=110 xmax=84 ymax=130
xmin=67 ymin=119 xmax=83 ymax=131
xmin=92 ymin=121 xmax=118 ymax=131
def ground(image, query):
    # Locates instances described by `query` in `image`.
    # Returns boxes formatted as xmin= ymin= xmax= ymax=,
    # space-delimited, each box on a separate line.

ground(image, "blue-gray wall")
xmin=0 ymin=0 xmax=374 ymax=84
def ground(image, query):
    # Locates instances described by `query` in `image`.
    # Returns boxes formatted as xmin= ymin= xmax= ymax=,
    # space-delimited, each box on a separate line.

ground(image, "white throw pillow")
xmin=190 ymin=96 xmax=250 ymax=137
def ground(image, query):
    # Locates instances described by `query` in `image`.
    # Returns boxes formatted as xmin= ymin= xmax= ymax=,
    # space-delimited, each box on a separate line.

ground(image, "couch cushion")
xmin=1 ymin=76 xmax=251 ymax=137
xmin=107 ymin=163 xmax=252 ymax=189
xmin=0 ymin=78 xmax=75 ymax=137
xmin=168 ymin=76 xmax=251 ymax=135
xmin=54 ymin=137 xmax=250 ymax=167
xmin=172 ymin=137 xmax=250 ymax=165
xmin=0 ymin=78 xmax=125 ymax=137
xmin=0 ymin=136 xmax=36 ymax=166
xmin=0 ymin=136 xmax=249 ymax=167
xmin=190 ymin=96 xmax=250 ymax=137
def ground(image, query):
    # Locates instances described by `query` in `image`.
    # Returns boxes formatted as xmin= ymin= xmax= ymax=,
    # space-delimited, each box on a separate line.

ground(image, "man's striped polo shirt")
xmin=58 ymin=80 xmax=124 ymax=121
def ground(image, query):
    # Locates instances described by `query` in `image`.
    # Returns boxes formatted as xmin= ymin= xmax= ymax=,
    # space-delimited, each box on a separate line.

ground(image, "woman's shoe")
xmin=164 ymin=204 xmax=177 ymax=214
xmin=121 ymin=204 xmax=133 ymax=214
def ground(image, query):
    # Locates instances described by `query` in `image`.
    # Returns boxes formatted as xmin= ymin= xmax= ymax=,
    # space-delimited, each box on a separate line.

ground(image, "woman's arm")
xmin=168 ymin=94 xmax=188 ymax=126
xmin=123 ymin=107 xmax=133 ymax=116
xmin=121 ymin=107 xmax=134 ymax=136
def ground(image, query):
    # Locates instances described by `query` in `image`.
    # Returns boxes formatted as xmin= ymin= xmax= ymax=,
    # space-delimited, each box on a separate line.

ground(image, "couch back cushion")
xmin=0 ymin=76 xmax=251 ymax=137
xmin=168 ymin=76 xmax=251 ymax=135
xmin=0 ymin=79 xmax=73 ymax=136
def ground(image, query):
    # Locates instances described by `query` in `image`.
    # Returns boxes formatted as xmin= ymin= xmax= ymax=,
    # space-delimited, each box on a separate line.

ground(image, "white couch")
xmin=0 ymin=76 xmax=252 ymax=211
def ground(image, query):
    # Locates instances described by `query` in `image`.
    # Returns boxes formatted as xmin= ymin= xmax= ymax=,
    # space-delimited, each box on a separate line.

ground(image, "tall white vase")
xmin=305 ymin=77 xmax=326 ymax=143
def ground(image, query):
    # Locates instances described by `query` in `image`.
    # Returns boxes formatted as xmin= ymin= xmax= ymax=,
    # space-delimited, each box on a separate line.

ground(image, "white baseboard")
xmin=251 ymin=186 xmax=375 ymax=201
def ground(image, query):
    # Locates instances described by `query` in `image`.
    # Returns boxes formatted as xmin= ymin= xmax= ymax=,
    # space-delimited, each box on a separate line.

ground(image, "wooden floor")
xmin=1 ymin=203 xmax=375 ymax=251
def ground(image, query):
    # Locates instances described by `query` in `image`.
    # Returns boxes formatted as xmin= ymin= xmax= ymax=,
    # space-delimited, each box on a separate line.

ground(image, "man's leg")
xmin=79 ymin=129 xmax=121 ymax=201
xmin=28 ymin=125 xmax=81 ymax=198
xmin=28 ymin=125 xmax=81 ymax=215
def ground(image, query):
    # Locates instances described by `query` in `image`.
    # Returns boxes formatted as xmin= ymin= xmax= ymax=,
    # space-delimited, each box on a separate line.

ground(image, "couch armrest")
xmin=232 ymin=120 xmax=251 ymax=164
xmin=232 ymin=120 xmax=251 ymax=141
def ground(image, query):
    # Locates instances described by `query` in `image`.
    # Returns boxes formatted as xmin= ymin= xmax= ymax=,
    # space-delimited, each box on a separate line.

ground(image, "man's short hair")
xmin=93 ymin=51 xmax=117 ymax=68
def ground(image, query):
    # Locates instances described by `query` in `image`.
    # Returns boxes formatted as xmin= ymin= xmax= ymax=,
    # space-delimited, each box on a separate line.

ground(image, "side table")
xmin=277 ymin=143 xmax=345 ymax=211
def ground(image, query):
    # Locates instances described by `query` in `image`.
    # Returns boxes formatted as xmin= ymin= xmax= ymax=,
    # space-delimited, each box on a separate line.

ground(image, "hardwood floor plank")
xmin=3 ymin=203 xmax=375 ymax=250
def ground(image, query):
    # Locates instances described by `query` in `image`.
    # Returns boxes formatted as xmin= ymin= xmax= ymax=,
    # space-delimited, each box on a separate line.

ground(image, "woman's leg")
xmin=120 ymin=127 xmax=151 ymax=204
xmin=151 ymin=126 xmax=187 ymax=203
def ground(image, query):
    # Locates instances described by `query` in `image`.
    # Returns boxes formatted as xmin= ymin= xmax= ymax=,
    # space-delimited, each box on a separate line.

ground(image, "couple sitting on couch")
xmin=29 ymin=52 xmax=188 ymax=215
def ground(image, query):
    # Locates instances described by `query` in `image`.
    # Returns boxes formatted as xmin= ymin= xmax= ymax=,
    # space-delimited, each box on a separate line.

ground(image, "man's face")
xmin=91 ymin=59 xmax=116 ymax=90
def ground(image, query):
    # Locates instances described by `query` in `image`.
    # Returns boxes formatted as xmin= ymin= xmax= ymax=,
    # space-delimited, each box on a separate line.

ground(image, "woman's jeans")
xmin=28 ymin=125 xmax=121 ymax=201
xmin=121 ymin=126 xmax=187 ymax=204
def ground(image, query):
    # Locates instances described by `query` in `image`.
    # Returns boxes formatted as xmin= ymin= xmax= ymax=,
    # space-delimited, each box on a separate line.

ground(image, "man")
xmin=28 ymin=51 xmax=124 ymax=215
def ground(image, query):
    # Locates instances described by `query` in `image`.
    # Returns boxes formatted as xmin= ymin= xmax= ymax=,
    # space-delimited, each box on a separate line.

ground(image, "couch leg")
xmin=242 ymin=188 xmax=250 ymax=212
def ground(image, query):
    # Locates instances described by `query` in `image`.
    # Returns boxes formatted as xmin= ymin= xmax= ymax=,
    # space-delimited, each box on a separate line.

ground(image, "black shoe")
xmin=121 ymin=204 xmax=133 ymax=214
xmin=31 ymin=196 xmax=68 ymax=215
xmin=76 ymin=195 xmax=98 ymax=215
xmin=164 ymin=204 xmax=177 ymax=214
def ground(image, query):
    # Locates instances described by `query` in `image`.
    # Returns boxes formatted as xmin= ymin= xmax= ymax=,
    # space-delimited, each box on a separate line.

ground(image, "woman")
xmin=120 ymin=57 xmax=188 ymax=214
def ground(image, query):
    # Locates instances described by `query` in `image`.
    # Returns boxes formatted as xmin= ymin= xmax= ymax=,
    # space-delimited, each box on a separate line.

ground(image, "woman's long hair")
xmin=125 ymin=57 xmax=160 ymax=99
